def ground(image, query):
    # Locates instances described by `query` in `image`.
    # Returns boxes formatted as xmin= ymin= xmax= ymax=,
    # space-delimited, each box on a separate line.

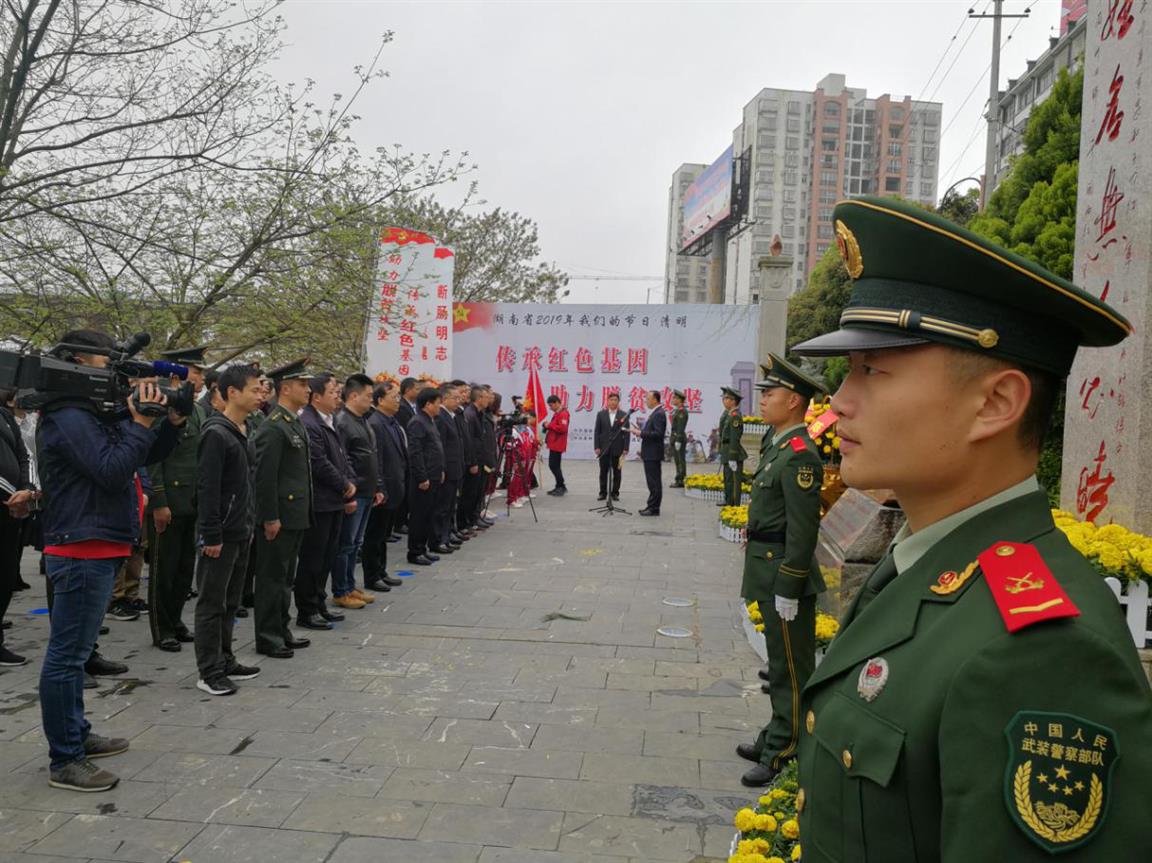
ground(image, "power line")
xmin=925 ymin=0 xmax=993 ymax=104
xmin=915 ymin=1 xmax=989 ymax=104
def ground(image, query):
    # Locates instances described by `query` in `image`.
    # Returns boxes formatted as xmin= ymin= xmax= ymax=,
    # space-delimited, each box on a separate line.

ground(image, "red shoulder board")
xmin=789 ymin=436 xmax=808 ymax=453
xmin=977 ymin=542 xmax=1080 ymax=633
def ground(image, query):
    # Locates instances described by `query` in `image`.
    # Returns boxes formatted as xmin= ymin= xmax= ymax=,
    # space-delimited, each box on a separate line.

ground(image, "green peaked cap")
xmin=756 ymin=352 xmax=825 ymax=399
xmin=790 ymin=196 xmax=1132 ymax=375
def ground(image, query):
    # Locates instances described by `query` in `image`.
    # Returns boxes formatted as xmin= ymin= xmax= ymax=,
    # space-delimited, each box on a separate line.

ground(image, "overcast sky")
xmin=275 ymin=0 xmax=1066 ymax=304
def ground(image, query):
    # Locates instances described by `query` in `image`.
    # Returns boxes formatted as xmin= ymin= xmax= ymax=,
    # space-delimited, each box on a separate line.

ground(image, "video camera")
xmin=0 ymin=332 xmax=196 ymax=417
xmin=496 ymin=411 xmax=528 ymax=432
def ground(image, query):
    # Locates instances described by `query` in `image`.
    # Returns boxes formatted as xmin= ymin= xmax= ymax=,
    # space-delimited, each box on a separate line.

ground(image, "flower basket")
xmin=729 ymin=761 xmax=803 ymax=862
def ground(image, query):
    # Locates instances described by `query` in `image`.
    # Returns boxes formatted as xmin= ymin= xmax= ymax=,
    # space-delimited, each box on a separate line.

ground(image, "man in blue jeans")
xmin=332 ymin=374 xmax=383 ymax=608
xmin=37 ymin=330 xmax=184 ymax=791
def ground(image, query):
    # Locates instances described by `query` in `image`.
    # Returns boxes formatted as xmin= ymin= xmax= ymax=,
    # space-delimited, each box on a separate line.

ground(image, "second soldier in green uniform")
xmin=718 ymin=386 xmax=747 ymax=506
xmin=736 ymin=354 xmax=826 ymax=786
xmin=669 ymin=390 xmax=688 ymax=488
xmin=251 ymin=359 xmax=314 ymax=658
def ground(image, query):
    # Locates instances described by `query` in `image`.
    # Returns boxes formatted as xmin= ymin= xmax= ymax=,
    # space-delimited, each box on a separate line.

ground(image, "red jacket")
xmin=544 ymin=408 xmax=570 ymax=453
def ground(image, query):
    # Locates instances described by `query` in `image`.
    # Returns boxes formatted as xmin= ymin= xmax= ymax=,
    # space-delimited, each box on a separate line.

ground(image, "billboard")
xmin=365 ymin=227 xmax=454 ymax=382
xmin=680 ymin=145 xmax=734 ymax=250
xmin=452 ymin=303 xmax=759 ymax=459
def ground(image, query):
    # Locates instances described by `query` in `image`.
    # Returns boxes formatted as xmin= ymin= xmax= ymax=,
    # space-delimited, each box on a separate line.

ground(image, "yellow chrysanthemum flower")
xmin=754 ymin=813 xmax=778 ymax=832
xmin=781 ymin=818 xmax=800 ymax=840
xmin=792 ymin=844 xmax=803 ymax=862
xmin=734 ymin=807 xmax=758 ymax=833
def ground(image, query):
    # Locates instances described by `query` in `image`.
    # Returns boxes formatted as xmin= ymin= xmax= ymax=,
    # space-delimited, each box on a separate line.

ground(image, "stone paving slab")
xmin=0 ymin=461 xmax=765 ymax=861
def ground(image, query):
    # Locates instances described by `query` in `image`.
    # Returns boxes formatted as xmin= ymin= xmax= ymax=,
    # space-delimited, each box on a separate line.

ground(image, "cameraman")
xmin=37 ymin=330 xmax=185 ymax=792
xmin=541 ymin=394 xmax=569 ymax=496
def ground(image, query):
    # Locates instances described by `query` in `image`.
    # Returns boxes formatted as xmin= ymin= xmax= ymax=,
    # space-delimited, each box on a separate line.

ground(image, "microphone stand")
xmin=589 ymin=410 xmax=634 ymax=517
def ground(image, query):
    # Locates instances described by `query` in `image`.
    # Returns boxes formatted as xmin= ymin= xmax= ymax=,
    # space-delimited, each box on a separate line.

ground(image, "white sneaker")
xmin=511 ymin=500 xmax=525 ymax=508
xmin=492 ymin=490 xmax=505 ymax=498
xmin=482 ymin=510 xmax=497 ymax=519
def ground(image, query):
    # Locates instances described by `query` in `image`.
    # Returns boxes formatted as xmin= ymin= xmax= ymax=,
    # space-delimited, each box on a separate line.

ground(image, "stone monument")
xmin=1061 ymin=0 xmax=1152 ymax=533
xmin=757 ymin=236 xmax=791 ymax=361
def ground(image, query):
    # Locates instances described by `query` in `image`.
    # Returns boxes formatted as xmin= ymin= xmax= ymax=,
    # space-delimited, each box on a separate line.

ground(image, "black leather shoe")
xmin=639 ymin=508 xmax=659 ymax=517
xmin=736 ymin=743 xmax=761 ymax=763
xmin=381 ymin=574 xmax=403 ymax=587
xmin=235 ymin=607 xmax=249 ymax=618
xmin=741 ymin=762 xmax=782 ymax=787
xmin=259 ymin=646 xmax=295 ymax=658
xmin=365 ymin=579 xmax=392 ymax=593
xmin=99 ymin=625 xmax=110 ymax=636
xmin=546 ymin=489 xmax=559 ymax=496
xmin=386 ymin=534 xmax=401 ymax=543
xmin=611 ymin=494 xmax=620 ymax=501
xmin=395 ymin=525 xmax=408 ymax=535
xmin=319 ymin=608 xmax=345 ymax=622
xmin=471 ymin=522 xmax=490 ymax=531
xmin=297 ymin=615 xmax=333 ymax=631
xmin=286 ymin=635 xmax=311 ymax=649
xmin=758 ymin=668 xmax=771 ymax=682
xmin=597 ymin=493 xmax=607 ymax=501
xmin=407 ymin=555 xmax=434 ymax=566
xmin=175 ymin=630 xmax=195 ymax=643
xmin=157 ymin=638 xmax=181 ymax=653
xmin=85 ymin=653 xmax=128 ymax=676
xmin=424 ymin=553 xmax=440 ymax=563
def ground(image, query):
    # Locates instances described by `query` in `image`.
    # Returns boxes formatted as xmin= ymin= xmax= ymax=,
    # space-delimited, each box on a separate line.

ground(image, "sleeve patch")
xmin=1003 ymin=711 xmax=1117 ymax=853
xmin=796 ymin=465 xmax=816 ymax=489
xmin=977 ymin=542 xmax=1080 ymax=633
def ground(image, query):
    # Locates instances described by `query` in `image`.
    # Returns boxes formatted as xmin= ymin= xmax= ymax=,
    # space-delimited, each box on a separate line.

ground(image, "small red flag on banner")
xmin=523 ymin=366 xmax=547 ymax=430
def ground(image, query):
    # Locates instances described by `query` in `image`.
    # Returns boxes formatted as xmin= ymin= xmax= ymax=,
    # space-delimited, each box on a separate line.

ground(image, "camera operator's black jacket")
xmin=335 ymin=408 xmax=381 ymax=500
xmin=196 ymin=413 xmax=254 ymax=546
xmin=407 ymin=412 xmax=445 ymax=487
xmin=39 ymin=407 xmax=181 ymax=547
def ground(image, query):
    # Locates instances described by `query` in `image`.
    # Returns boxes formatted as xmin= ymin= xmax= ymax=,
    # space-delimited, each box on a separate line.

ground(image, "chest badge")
xmin=857 ymin=657 xmax=889 ymax=702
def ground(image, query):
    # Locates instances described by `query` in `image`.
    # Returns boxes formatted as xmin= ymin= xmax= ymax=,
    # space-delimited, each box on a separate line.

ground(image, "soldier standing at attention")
xmin=736 ymin=354 xmax=826 ymax=787
xmin=788 ymin=196 xmax=1152 ymax=861
xmin=668 ymin=390 xmax=688 ymax=488
xmin=717 ymin=386 xmax=747 ymax=506
xmin=147 ymin=345 xmax=208 ymax=652
xmin=251 ymin=359 xmax=314 ymax=659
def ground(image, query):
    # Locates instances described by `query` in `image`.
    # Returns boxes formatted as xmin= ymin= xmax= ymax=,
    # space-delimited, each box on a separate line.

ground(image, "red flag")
xmin=523 ymin=366 xmax=547 ymax=429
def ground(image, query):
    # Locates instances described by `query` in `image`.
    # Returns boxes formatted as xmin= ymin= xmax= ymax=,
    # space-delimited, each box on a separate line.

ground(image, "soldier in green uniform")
xmin=668 ymin=390 xmax=688 ymax=487
xmin=787 ymin=196 xmax=1152 ymax=861
xmin=251 ymin=359 xmax=314 ymax=658
xmin=736 ymin=353 xmax=826 ymax=787
xmin=147 ymin=344 xmax=208 ymax=652
xmin=718 ymin=386 xmax=747 ymax=506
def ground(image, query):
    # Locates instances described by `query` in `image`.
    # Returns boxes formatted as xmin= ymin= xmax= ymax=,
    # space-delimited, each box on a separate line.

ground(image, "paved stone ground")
xmin=0 ymin=460 xmax=768 ymax=863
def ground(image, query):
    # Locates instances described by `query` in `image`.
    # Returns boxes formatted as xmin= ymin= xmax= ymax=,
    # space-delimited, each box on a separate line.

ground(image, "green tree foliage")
xmin=937 ymin=187 xmax=981 ymax=227
xmin=785 ymin=245 xmax=852 ymax=354
xmin=969 ymin=65 xmax=1083 ymax=278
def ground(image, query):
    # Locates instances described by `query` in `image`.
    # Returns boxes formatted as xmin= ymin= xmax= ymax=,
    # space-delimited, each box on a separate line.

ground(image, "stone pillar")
xmin=706 ymin=226 xmax=728 ymax=304
xmin=1060 ymin=1 xmax=1152 ymax=533
xmin=757 ymin=254 xmax=792 ymax=360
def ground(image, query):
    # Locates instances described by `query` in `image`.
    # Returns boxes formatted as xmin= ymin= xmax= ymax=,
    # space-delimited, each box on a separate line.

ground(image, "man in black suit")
xmin=405 ymin=387 xmax=445 ymax=566
xmin=632 ymin=390 xmax=667 ymax=516
xmin=459 ymin=384 xmax=489 ymax=532
xmin=432 ymin=384 xmax=463 ymax=554
xmin=363 ymin=382 xmax=406 ymax=592
xmin=593 ymin=391 xmax=630 ymax=501
xmin=449 ymin=380 xmax=476 ymax=543
xmin=296 ymin=373 xmax=357 ymax=629
xmin=396 ymin=377 xmax=419 ymax=429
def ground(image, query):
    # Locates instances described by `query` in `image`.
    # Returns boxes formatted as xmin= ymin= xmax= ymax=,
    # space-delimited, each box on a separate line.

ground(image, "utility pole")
xmin=969 ymin=2 xmax=1030 ymax=209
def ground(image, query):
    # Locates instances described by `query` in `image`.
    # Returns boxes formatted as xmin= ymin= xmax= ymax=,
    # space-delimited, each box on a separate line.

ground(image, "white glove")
xmin=728 ymin=460 xmax=738 ymax=471
xmin=775 ymin=595 xmax=799 ymax=622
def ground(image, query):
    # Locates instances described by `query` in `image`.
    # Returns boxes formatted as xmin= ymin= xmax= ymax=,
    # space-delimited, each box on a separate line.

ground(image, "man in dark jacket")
xmin=632 ymin=391 xmax=667 ymax=516
xmin=432 ymin=384 xmax=464 ymax=554
xmin=296 ymin=372 xmax=357 ymax=628
xmin=593 ymin=391 xmax=631 ymax=500
xmin=450 ymin=380 xmax=477 ymax=543
xmin=193 ymin=364 xmax=262 ymax=696
xmin=406 ymin=387 xmax=444 ymax=566
xmin=0 ymin=391 xmax=34 ymax=667
xmin=37 ymin=329 xmax=184 ymax=792
xmin=332 ymin=374 xmax=383 ymax=608
xmin=251 ymin=359 xmax=314 ymax=658
xmin=363 ymin=382 xmax=406 ymax=591
xmin=396 ymin=377 xmax=418 ymax=429
xmin=459 ymin=384 xmax=489 ymax=531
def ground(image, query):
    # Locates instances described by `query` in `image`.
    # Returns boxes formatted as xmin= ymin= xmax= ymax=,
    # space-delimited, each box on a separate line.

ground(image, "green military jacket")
xmin=740 ymin=425 xmax=824 ymax=602
xmin=147 ymin=402 xmax=205 ymax=516
xmin=669 ymin=406 xmax=688 ymax=442
xmin=718 ymin=408 xmax=748 ymax=461
xmin=797 ymin=489 xmax=1152 ymax=862
xmin=252 ymin=403 xmax=312 ymax=531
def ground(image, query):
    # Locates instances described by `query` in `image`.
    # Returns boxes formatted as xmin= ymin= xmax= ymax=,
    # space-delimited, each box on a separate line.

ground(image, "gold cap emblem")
xmin=978 ymin=328 xmax=1000 ymax=349
xmin=835 ymin=220 xmax=864 ymax=279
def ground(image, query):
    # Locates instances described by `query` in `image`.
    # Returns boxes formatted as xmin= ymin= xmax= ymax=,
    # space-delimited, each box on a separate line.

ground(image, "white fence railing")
xmin=719 ymin=523 xmax=746 ymax=544
xmin=1103 ymin=577 xmax=1152 ymax=649
xmin=684 ymin=487 xmax=750 ymax=505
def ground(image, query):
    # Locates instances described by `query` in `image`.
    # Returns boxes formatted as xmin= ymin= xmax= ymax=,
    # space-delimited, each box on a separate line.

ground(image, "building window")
xmin=787 ymin=117 xmax=801 ymax=133
xmin=818 ymin=207 xmax=833 ymax=221
xmin=785 ymin=136 xmax=799 ymax=150
xmin=782 ymin=224 xmax=795 ymax=238
xmin=922 ymin=128 xmax=937 ymax=143
xmin=922 ymin=146 xmax=937 ymax=162
xmin=784 ymin=170 xmax=798 ymax=185
xmin=788 ymin=100 xmax=801 ymax=114
xmin=783 ymin=188 xmax=797 ymax=203
xmin=783 ymin=206 xmax=796 ymax=219
xmin=921 ymin=182 xmax=934 ymax=197
xmin=820 ymin=170 xmax=836 ymax=184
xmin=885 ymin=176 xmax=901 ymax=192
xmin=675 ymin=290 xmax=688 ymax=302
xmin=761 ymin=116 xmax=778 ymax=131
xmin=905 ymin=180 xmax=914 ymax=195
xmin=822 ymin=154 xmax=837 ymax=167
xmin=817 ymin=224 xmax=834 ymax=239
xmin=887 ymin=142 xmax=902 ymax=156
xmin=820 ymin=189 xmax=837 ymax=204
xmin=824 ymin=101 xmax=841 ymax=116
xmin=822 ymin=138 xmax=839 ymax=151
xmin=784 ymin=153 xmax=800 ymax=167
xmin=887 ymin=159 xmax=901 ymax=173
xmin=888 ymin=124 xmax=904 ymax=139
xmin=755 ymin=185 xmax=774 ymax=201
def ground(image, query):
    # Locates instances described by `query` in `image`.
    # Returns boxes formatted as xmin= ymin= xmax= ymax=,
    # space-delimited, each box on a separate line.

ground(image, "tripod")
xmin=487 ymin=428 xmax=538 ymax=523
xmin=590 ymin=413 xmax=632 ymax=517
